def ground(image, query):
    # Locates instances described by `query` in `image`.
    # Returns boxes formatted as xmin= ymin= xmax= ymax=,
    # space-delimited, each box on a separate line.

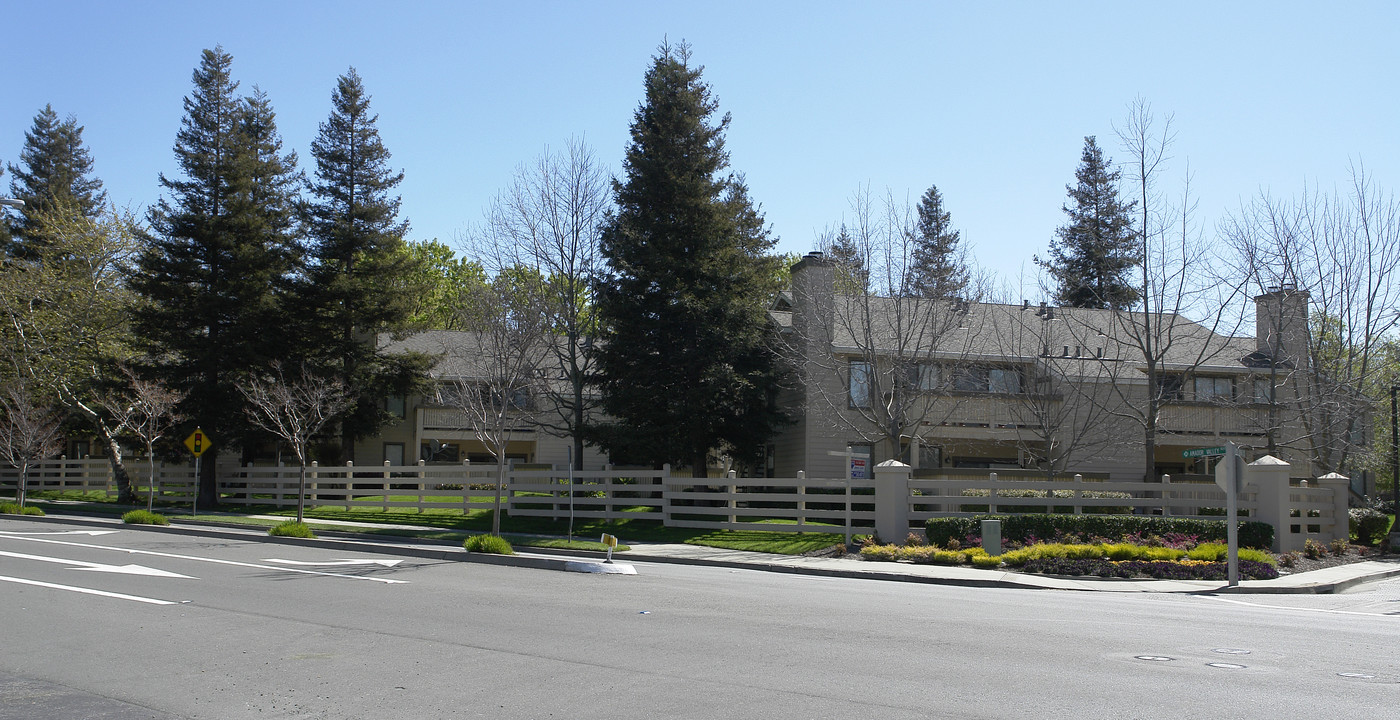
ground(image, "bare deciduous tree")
xmin=782 ymin=187 xmax=983 ymax=466
xmin=1092 ymin=99 xmax=1247 ymax=480
xmin=469 ymin=137 xmax=610 ymax=470
xmin=1221 ymin=164 xmax=1400 ymax=476
xmin=435 ymin=274 xmax=552 ymax=535
xmin=115 ymin=366 xmax=186 ymax=511
xmin=0 ymin=379 xmax=64 ymax=508
xmin=239 ymin=363 xmax=352 ymax=523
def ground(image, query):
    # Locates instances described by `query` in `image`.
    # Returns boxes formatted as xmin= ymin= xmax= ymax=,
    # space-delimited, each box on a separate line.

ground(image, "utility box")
xmin=981 ymin=519 xmax=1002 ymax=557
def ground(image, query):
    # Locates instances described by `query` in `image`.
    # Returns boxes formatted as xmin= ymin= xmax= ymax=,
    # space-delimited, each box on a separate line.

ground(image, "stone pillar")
xmin=1246 ymin=455 xmax=1293 ymax=553
xmin=1315 ymin=472 xmax=1351 ymax=547
xmin=873 ymin=459 xmax=912 ymax=544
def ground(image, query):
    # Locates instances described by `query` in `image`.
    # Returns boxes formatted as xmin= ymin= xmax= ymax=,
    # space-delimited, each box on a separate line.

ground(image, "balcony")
xmin=1158 ymin=404 xmax=1268 ymax=437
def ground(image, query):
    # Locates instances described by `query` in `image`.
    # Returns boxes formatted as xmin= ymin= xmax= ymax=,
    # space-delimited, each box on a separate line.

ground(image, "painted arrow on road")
xmin=0 ymin=530 xmax=120 ymax=537
xmin=263 ymin=558 xmax=403 ymax=568
xmin=0 ymin=549 xmax=196 ymax=578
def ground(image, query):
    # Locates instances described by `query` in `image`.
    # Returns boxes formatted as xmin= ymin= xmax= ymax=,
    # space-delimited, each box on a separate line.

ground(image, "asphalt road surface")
xmin=1 ymin=517 xmax=1396 ymax=719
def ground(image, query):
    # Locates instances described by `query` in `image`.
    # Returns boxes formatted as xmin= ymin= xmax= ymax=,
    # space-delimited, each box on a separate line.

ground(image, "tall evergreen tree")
xmin=906 ymin=184 xmax=968 ymax=298
xmin=301 ymin=68 xmax=427 ymax=461
xmin=592 ymin=41 xmax=785 ymax=477
xmin=822 ymin=223 xmax=869 ymax=293
xmin=6 ymin=105 xmax=107 ymax=257
xmin=1036 ymin=136 xmax=1139 ymax=309
xmin=130 ymin=47 xmax=301 ymax=506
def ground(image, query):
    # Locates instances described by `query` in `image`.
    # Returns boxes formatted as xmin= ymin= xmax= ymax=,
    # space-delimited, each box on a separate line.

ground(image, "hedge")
xmin=925 ymin=514 xmax=1273 ymax=550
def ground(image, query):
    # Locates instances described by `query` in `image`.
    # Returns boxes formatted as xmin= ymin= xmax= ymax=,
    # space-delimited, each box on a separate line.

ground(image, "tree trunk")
xmin=692 ymin=449 xmax=709 ymax=479
xmin=103 ymin=434 xmax=137 ymax=504
xmin=492 ymin=459 xmax=506 ymax=536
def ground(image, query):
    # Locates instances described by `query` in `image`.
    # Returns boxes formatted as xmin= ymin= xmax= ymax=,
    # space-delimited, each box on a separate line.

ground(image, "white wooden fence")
xmin=0 ymin=457 xmax=1348 ymax=551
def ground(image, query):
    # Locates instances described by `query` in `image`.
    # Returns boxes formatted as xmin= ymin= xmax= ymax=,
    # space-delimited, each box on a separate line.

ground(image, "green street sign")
xmin=1182 ymin=446 xmax=1227 ymax=459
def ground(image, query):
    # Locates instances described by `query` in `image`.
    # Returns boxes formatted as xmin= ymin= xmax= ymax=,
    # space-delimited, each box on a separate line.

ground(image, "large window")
xmin=1252 ymin=378 xmax=1275 ymax=403
xmin=949 ymin=365 xmax=1023 ymax=394
xmin=849 ymin=361 xmax=872 ymax=408
xmin=1157 ymin=374 xmax=1184 ymax=401
xmin=1194 ymin=376 xmax=1233 ymax=401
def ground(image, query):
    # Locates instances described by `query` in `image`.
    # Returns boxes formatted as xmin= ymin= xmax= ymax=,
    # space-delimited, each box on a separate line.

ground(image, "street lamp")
xmin=0 ymin=198 xmax=24 ymax=209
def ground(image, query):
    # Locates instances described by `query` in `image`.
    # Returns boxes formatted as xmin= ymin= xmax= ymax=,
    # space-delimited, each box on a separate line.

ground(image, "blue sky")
xmin=3 ymin=1 xmax=1395 ymax=296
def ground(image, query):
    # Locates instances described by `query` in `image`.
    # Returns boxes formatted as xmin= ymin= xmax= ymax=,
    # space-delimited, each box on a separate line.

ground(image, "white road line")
xmin=3 ymin=535 xmax=407 ymax=584
xmin=0 ymin=530 xmax=120 ymax=536
xmin=0 ymin=549 xmax=196 ymax=578
xmin=1206 ymin=595 xmax=1400 ymax=618
xmin=0 ymin=575 xmax=176 ymax=605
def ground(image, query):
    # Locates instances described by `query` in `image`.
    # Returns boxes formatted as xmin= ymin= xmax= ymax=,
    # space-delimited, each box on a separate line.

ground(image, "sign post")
xmin=828 ymin=448 xmax=871 ymax=548
xmin=183 ymin=428 xmax=213 ymax=517
xmin=1213 ymin=441 xmax=1244 ymax=587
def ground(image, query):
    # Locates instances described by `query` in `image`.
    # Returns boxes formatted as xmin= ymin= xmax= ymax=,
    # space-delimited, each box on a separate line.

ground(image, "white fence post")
xmin=1073 ymin=474 xmax=1084 ymax=515
xmin=1160 ymin=474 xmax=1170 ymax=517
xmin=873 ymin=460 xmax=912 ymax=543
xmin=1246 ymin=455 xmax=1292 ymax=552
xmin=988 ymin=472 xmax=998 ymax=514
xmin=1315 ymin=472 xmax=1350 ymax=546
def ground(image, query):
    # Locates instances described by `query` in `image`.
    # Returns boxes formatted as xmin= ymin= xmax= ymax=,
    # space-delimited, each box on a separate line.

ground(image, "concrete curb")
xmin=2 ymin=513 xmax=632 ymax=575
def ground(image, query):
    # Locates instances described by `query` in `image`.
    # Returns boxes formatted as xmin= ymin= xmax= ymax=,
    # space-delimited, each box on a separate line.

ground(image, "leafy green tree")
xmin=130 ymin=47 xmax=301 ymax=507
xmin=591 ymin=41 xmax=785 ymax=477
xmin=906 ymin=184 xmax=968 ymax=298
xmin=392 ymin=239 xmax=487 ymax=330
xmin=6 ymin=105 xmax=107 ymax=258
xmin=299 ymin=68 xmax=427 ymax=460
xmin=1037 ymin=136 xmax=1139 ymax=309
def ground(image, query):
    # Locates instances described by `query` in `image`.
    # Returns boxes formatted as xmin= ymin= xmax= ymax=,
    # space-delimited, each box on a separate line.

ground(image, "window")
xmin=384 ymin=442 xmax=405 ymax=467
xmin=988 ymin=367 xmax=1022 ymax=394
xmin=1194 ymin=376 xmax=1233 ymax=401
xmin=952 ymin=366 xmax=986 ymax=392
xmin=1157 ymin=374 xmax=1184 ymax=401
xmin=949 ymin=365 xmax=1022 ymax=394
xmin=1252 ymin=378 xmax=1274 ymax=403
xmin=385 ymin=395 xmax=406 ymax=419
xmin=906 ymin=363 xmax=940 ymax=391
xmin=849 ymin=361 xmax=872 ymax=408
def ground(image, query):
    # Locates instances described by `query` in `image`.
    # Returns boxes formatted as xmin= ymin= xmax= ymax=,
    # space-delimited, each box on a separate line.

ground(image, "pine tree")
xmin=300 ymin=68 xmax=427 ymax=461
xmin=1036 ymin=136 xmax=1139 ymax=309
xmin=591 ymin=41 xmax=785 ymax=477
xmin=823 ymin=223 xmax=868 ymax=294
xmin=906 ymin=184 xmax=968 ymax=298
xmin=6 ymin=105 xmax=107 ymax=258
xmin=130 ymin=47 xmax=301 ymax=507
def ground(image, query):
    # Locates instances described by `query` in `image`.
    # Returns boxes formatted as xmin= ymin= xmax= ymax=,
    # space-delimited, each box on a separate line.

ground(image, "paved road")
xmin=1 ymin=517 xmax=1396 ymax=719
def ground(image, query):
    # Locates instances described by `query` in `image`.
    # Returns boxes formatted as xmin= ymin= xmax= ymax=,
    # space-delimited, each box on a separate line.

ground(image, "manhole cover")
xmin=1337 ymin=672 xmax=1375 ymax=679
xmin=1207 ymin=663 xmax=1247 ymax=670
xmin=1212 ymin=648 xmax=1250 ymax=655
xmin=1135 ymin=656 xmax=1175 ymax=662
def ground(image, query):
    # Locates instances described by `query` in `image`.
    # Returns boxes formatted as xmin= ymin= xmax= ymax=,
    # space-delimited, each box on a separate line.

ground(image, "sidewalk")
xmin=12 ymin=509 xmax=1400 ymax=594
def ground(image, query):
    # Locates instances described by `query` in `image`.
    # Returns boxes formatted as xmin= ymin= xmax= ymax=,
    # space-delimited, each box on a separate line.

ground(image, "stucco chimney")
xmin=1255 ymin=285 xmax=1309 ymax=369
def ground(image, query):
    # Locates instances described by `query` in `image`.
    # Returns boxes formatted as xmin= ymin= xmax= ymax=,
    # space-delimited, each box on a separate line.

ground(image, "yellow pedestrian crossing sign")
xmin=184 ymin=428 xmax=212 ymax=457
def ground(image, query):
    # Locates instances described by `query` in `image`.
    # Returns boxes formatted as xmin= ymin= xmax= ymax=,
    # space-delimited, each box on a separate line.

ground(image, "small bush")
xmin=122 ymin=509 xmax=170 ymax=526
xmin=268 ymin=521 xmax=316 ymax=538
xmin=904 ymin=532 xmax=926 ymax=547
xmin=1302 ymin=538 xmax=1326 ymax=559
xmin=971 ymin=554 xmax=1003 ymax=569
xmin=1350 ymin=508 xmax=1392 ymax=546
xmin=0 ymin=502 xmax=44 ymax=516
xmin=464 ymin=534 xmax=514 ymax=555
xmin=1328 ymin=538 xmax=1350 ymax=556
xmin=860 ymin=544 xmax=899 ymax=561
xmin=1278 ymin=551 xmax=1299 ymax=568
